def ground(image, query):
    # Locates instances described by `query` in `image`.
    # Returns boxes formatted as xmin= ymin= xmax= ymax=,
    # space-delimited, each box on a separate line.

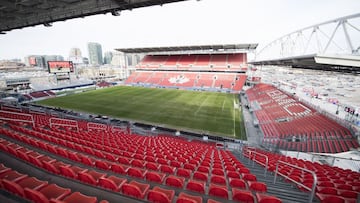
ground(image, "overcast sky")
xmin=0 ymin=0 xmax=359 ymax=60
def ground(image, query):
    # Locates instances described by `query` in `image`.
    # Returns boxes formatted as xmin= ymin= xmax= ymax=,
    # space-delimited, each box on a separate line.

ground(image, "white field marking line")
xmin=233 ymin=96 xmax=236 ymax=137
xmin=194 ymin=95 xmax=209 ymax=116
xmin=221 ymin=99 xmax=226 ymax=112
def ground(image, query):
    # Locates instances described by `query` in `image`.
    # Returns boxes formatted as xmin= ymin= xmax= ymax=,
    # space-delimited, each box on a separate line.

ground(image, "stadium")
xmin=0 ymin=1 xmax=360 ymax=203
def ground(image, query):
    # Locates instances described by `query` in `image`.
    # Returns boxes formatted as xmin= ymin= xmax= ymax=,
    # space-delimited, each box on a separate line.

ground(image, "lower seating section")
xmin=244 ymin=147 xmax=360 ymax=203
xmin=29 ymin=91 xmax=54 ymax=99
xmin=246 ymin=83 xmax=359 ymax=153
xmin=125 ymin=70 xmax=247 ymax=92
xmin=0 ymin=163 xmax=105 ymax=203
xmin=23 ymin=90 xmax=56 ymax=101
xmin=0 ymin=111 xmax=281 ymax=202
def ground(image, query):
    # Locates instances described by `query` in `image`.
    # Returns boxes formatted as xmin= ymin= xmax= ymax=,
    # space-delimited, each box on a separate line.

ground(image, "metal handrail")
xmin=274 ymin=160 xmax=317 ymax=203
xmin=242 ymin=147 xmax=255 ymax=162
xmin=250 ymin=150 xmax=269 ymax=177
xmin=242 ymin=148 xmax=269 ymax=177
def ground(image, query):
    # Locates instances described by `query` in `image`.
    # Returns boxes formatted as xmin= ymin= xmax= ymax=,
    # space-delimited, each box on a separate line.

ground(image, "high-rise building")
xmin=87 ymin=42 xmax=103 ymax=65
xmin=25 ymin=55 xmax=63 ymax=68
xmin=103 ymin=51 xmax=113 ymax=64
xmin=69 ymin=48 xmax=83 ymax=64
xmin=25 ymin=55 xmax=44 ymax=67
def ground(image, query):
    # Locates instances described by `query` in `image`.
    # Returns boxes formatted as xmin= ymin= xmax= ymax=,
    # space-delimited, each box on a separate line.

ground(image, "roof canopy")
xmin=0 ymin=0 xmax=188 ymax=32
xmin=116 ymin=44 xmax=258 ymax=54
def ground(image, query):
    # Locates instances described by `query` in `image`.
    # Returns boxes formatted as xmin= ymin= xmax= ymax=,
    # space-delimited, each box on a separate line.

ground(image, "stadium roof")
xmin=116 ymin=44 xmax=258 ymax=54
xmin=250 ymin=54 xmax=360 ymax=73
xmin=0 ymin=0 xmax=189 ymax=32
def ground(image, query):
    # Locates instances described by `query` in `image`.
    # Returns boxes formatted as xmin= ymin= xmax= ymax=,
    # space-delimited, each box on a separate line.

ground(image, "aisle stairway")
xmin=233 ymin=151 xmax=319 ymax=203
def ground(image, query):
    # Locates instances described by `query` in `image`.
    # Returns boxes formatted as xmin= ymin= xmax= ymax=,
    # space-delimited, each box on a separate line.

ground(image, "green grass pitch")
xmin=37 ymin=86 xmax=246 ymax=139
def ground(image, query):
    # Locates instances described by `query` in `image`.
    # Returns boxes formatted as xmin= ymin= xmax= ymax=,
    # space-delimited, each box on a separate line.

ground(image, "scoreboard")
xmin=48 ymin=61 xmax=74 ymax=73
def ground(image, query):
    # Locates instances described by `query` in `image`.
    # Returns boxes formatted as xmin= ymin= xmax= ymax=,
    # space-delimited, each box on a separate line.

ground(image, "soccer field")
xmin=37 ymin=86 xmax=246 ymax=139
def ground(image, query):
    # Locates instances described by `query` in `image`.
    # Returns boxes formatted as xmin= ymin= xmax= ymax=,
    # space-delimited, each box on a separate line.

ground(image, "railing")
xmin=87 ymin=122 xmax=107 ymax=131
xmin=243 ymin=148 xmax=269 ymax=177
xmin=49 ymin=117 xmax=79 ymax=132
xmin=274 ymin=160 xmax=317 ymax=203
xmin=0 ymin=110 xmax=35 ymax=127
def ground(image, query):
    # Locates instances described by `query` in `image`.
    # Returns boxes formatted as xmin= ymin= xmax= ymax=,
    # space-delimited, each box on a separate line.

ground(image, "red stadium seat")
xmin=193 ymin=171 xmax=208 ymax=181
xmin=211 ymin=168 xmax=224 ymax=176
xmin=80 ymin=155 xmax=95 ymax=166
xmin=232 ymin=188 xmax=255 ymax=203
xmin=242 ymin=173 xmax=257 ymax=181
xmin=170 ymin=160 xmax=181 ymax=168
xmin=176 ymin=192 xmax=202 ymax=203
xmin=145 ymin=162 xmax=159 ymax=171
xmin=127 ymin=167 xmax=146 ymax=179
xmin=157 ymin=158 xmax=168 ymax=165
xmin=145 ymin=156 xmax=157 ymax=163
xmin=133 ymin=153 xmax=143 ymax=160
xmin=176 ymin=168 xmax=191 ymax=178
xmin=95 ymin=160 xmax=110 ymax=170
xmin=183 ymin=163 xmax=196 ymax=170
xmin=67 ymin=152 xmax=81 ymax=162
xmin=229 ymin=178 xmax=247 ymax=189
xmin=201 ymin=161 xmax=211 ymax=168
xmin=207 ymin=199 xmax=222 ymax=203
xmin=225 ymin=165 xmax=237 ymax=171
xmin=59 ymin=165 xmax=84 ymax=179
xmin=316 ymin=187 xmax=338 ymax=196
xmin=77 ymin=170 xmax=106 ymax=185
xmin=160 ymin=165 xmax=175 ymax=174
xmin=42 ymin=161 xmax=68 ymax=175
xmin=118 ymin=157 xmax=131 ymax=165
xmin=165 ymin=175 xmax=185 ymax=188
xmin=248 ymin=181 xmax=267 ymax=192
xmin=0 ymin=170 xmax=28 ymax=183
xmin=98 ymin=176 xmax=126 ymax=192
xmin=318 ymin=181 xmax=335 ymax=187
xmin=212 ymin=163 xmax=223 ymax=169
xmin=0 ymin=163 xmax=11 ymax=174
xmin=145 ymin=171 xmax=166 ymax=183
xmin=197 ymin=166 xmax=209 ymax=173
xmin=208 ymin=184 xmax=228 ymax=199
xmin=121 ymin=180 xmax=150 ymax=199
xmin=239 ymin=167 xmax=251 ymax=174
xmin=147 ymin=186 xmax=175 ymax=203
xmin=61 ymin=192 xmax=97 ymax=203
xmin=24 ymin=184 xmax=71 ymax=203
xmin=111 ymin=163 xmax=128 ymax=175
xmin=104 ymin=153 xmax=117 ymax=162
xmin=3 ymin=177 xmax=47 ymax=197
xmin=131 ymin=159 xmax=145 ymax=168
xmin=335 ymin=184 xmax=352 ymax=190
xmin=316 ymin=194 xmax=345 ymax=203
xmin=227 ymin=171 xmax=240 ymax=179
xmin=339 ymin=190 xmax=358 ymax=198
xmin=256 ymin=193 xmax=282 ymax=203
xmin=210 ymin=175 xmax=226 ymax=185
xmin=186 ymin=180 xmax=206 ymax=193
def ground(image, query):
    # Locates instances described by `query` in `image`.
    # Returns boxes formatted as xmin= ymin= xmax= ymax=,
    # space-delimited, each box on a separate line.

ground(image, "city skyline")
xmin=87 ymin=42 xmax=103 ymax=66
xmin=0 ymin=0 xmax=360 ymax=60
xmin=7 ymin=44 xmax=116 ymax=65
